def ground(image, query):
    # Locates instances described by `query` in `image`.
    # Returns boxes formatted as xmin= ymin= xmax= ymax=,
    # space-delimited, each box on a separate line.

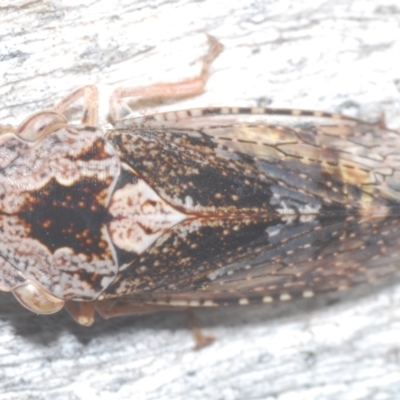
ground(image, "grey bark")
xmin=1 ymin=1 xmax=400 ymax=399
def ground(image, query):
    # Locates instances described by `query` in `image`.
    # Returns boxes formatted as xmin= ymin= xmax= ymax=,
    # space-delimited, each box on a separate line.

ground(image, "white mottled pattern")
xmin=108 ymin=175 xmax=188 ymax=254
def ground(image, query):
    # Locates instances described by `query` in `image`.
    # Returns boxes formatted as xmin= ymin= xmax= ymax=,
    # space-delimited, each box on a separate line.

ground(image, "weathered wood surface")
xmin=1 ymin=1 xmax=400 ymax=399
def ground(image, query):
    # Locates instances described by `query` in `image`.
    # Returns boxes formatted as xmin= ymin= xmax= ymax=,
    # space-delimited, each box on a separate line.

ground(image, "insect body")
xmin=1 ymin=38 xmax=400 ymax=325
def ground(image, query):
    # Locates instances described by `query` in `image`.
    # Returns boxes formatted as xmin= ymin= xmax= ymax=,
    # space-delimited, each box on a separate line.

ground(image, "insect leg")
xmin=14 ymin=86 xmax=99 ymax=141
xmin=52 ymin=84 xmax=99 ymax=126
xmin=187 ymin=310 xmax=215 ymax=350
xmin=109 ymin=35 xmax=223 ymax=122
xmin=94 ymin=299 xmax=177 ymax=319
xmin=64 ymin=300 xmax=96 ymax=327
xmin=96 ymin=300 xmax=215 ymax=348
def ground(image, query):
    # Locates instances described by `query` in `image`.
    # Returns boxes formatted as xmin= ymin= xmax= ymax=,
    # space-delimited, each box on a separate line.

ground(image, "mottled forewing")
xmin=104 ymin=109 xmax=400 ymax=304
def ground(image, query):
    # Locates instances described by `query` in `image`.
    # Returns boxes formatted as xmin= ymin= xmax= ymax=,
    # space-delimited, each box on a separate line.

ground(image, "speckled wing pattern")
xmin=98 ymin=108 xmax=400 ymax=308
xmin=2 ymin=106 xmax=400 ymax=320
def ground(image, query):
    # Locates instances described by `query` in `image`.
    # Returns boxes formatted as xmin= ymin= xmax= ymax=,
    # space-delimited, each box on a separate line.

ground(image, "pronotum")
xmin=1 ymin=36 xmax=400 ymax=326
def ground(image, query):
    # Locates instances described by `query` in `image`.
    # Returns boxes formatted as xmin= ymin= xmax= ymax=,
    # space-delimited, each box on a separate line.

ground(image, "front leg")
xmin=52 ymin=84 xmax=100 ymax=126
xmin=14 ymin=85 xmax=100 ymax=142
xmin=109 ymin=35 xmax=223 ymax=122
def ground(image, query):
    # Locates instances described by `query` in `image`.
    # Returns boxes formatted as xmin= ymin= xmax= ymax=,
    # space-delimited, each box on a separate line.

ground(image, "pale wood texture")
xmin=1 ymin=1 xmax=400 ymax=399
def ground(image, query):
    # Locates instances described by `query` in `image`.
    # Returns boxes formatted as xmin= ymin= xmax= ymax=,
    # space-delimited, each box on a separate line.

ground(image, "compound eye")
xmin=15 ymin=111 xmax=68 ymax=142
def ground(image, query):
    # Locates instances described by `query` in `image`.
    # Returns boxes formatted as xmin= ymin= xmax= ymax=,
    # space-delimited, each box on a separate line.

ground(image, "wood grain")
xmin=1 ymin=1 xmax=400 ymax=399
